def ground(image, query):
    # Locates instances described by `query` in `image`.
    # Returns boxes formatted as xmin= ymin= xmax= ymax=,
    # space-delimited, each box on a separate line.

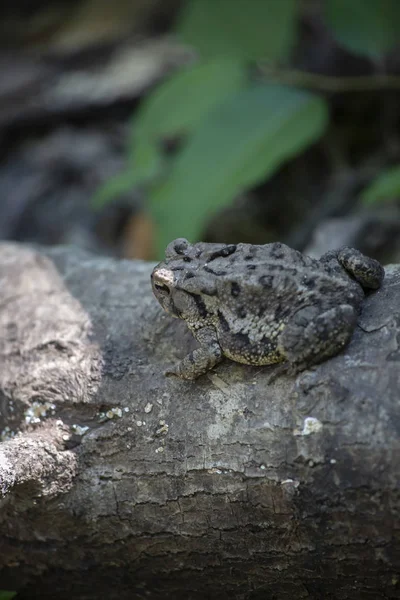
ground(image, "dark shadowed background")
xmin=1 ymin=0 xmax=400 ymax=262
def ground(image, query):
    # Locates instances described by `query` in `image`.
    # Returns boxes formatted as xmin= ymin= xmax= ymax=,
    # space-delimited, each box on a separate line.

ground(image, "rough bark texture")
xmin=0 ymin=242 xmax=399 ymax=600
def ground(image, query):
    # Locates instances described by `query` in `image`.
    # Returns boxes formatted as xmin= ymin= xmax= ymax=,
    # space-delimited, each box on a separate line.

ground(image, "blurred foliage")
xmin=150 ymin=85 xmax=327 ymax=245
xmin=325 ymin=0 xmax=400 ymax=59
xmin=94 ymin=59 xmax=246 ymax=208
xmin=0 ymin=592 xmax=17 ymax=600
xmin=93 ymin=0 xmax=400 ymax=257
xmin=361 ymin=166 xmax=400 ymax=205
xmin=176 ymin=0 xmax=298 ymax=61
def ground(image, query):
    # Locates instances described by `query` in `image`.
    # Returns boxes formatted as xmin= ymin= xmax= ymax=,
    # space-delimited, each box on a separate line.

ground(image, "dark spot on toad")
xmin=190 ymin=294 xmax=208 ymax=318
xmin=260 ymin=335 xmax=276 ymax=351
xmin=217 ymin=310 xmax=230 ymax=332
xmin=303 ymin=277 xmax=316 ymax=289
xmin=205 ymin=266 xmax=227 ymax=276
xmin=174 ymin=241 xmax=188 ymax=255
xmin=237 ymin=306 xmax=247 ymax=319
xmin=234 ymin=331 xmax=250 ymax=348
xmin=274 ymin=305 xmax=290 ymax=321
xmin=208 ymin=245 xmax=237 ymax=261
xmin=259 ymin=275 xmax=273 ymax=287
xmin=319 ymin=283 xmax=335 ymax=296
xmin=271 ymin=263 xmax=285 ymax=272
xmin=231 ymin=282 xmax=241 ymax=297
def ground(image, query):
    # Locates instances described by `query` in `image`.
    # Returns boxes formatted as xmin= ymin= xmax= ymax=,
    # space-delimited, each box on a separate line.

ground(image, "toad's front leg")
xmin=166 ymin=326 xmax=223 ymax=380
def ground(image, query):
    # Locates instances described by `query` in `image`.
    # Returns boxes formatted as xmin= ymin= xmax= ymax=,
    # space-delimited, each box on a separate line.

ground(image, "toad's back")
xmin=202 ymin=241 xmax=365 ymax=314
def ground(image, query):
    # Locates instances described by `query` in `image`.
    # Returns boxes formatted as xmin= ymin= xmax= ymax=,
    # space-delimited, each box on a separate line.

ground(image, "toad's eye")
xmin=154 ymin=283 xmax=170 ymax=295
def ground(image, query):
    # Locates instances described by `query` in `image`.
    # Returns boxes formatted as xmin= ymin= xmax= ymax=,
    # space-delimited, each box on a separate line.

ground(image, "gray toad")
xmin=151 ymin=238 xmax=384 ymax=380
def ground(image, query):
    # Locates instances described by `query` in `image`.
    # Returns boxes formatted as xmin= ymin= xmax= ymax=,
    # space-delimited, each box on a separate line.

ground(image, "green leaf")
xmin=325 ymin=0 xmax=400 ymax=58
xmin=92 ymin=142 xmax=164 ymax=209
xmin=133 ymin=59 xmax=246 ymax=139
xmin=176 ymin=0 xmax=297 ymax=62
xmin=91 ymin=169 xmax=144 ymax=209
xmin=149 ymin=84 xmax=328 ymax=256
xmin=92 ymin=59 xmax=246 ymax=209
xmin=361 ymin=165 xmax=400 ymax=205
xmin=0 ymin=591 xmax=17 ymax=600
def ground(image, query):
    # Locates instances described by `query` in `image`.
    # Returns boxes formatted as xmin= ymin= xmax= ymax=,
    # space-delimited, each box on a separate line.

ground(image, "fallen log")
xmin=0 ymin=242 xmax=399 ymax=599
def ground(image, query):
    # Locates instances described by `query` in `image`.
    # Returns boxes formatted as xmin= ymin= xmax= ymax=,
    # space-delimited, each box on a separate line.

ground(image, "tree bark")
xmin=0 ymin=242 xmax=399 ymax=600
